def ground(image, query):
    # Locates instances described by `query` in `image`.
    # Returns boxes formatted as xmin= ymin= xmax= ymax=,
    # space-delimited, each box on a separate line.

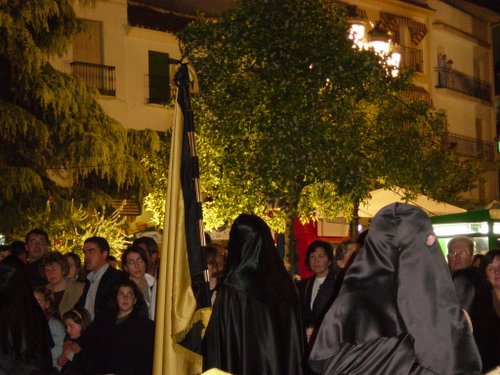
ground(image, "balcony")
xmin=443 ymin=132 xmax=495 ymax=162
xmin=70 ymin=62 xmax=116 ymax=96
xmin=435 ymin=67 xmax=491 ymax=101
xmin=399 ymin=46 xmax=423 ymax=73
xmin=146 ymin=74 xmax=171 ymax=105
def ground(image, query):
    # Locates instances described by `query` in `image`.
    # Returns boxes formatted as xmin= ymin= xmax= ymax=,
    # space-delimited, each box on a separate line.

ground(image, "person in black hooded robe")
xmin=202 ymin=214 xmax=305 ymax=375
xmin=308 ymin=203 xmax=482 ymax=375
xmin=0 ymin=255 xmax=54 ymax=374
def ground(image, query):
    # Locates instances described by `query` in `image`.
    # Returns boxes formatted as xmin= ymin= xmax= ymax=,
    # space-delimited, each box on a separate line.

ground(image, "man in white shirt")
xmin=74 ymin=236 xmax=127 ymax=320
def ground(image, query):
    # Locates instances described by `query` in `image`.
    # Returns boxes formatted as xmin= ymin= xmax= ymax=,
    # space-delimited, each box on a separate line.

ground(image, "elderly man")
xmin=447 ymin=236 xmax=474 ymax=273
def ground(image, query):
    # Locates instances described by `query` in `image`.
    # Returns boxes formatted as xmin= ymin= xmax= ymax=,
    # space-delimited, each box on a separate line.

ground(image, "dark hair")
xmin=112 ymin=279 xmax=148 ymax=318
xmin=64 ymin=252 xmax=82 ymax=269
xmin=25 ymin=228 xmax=49 ymax=244
xmin=64 ymin=252 xmax=84 ymax=281
xmin=33 ymin=286 xmax=55 ymax=316
xmin=84 ymin=236 xmax=110 ymax=254
xmin=472 ymin=254 xmax=484 ymax=265
xmin=480 ymin=249 xmax=500 ymax=276
xmin=62 ymin=308 xmax=92 ymax=332
xmin=132 ymin=236 xmax=158 ymax=256
xmin=121 ymin=245 xmax=149 ymax=271
xmin=9 ymin=240 xmax=26 ymax=257
xmin=41 ymin=251 xmax=69 ymax=276
xmin=305 ymin=240 xmax=334 ymax=268
xmin=356 ymin=229 xmax=369 ymax=247
xmin=205 ymin=245 xmax=225 ymax=278
xmin=335 ymin=240 xmax=358 ymax=262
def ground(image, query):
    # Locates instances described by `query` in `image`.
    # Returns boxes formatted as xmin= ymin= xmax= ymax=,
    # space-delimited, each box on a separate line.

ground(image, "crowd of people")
xmin=201 ymin=204 xmax=499 ymax=375
xmin=0 ymin=202 xmax=499 ymax=374
xmin=0 ymin=230 xmax=161 ymax=374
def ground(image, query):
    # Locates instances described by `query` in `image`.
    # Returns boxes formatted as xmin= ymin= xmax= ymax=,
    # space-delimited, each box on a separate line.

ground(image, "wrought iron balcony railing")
xmin=443 ymin=132 xmax=495 ymax=161
xmin=399 ymin=46 xmax=423 ymax=73
xmin=146 ymin=74 xmax=171 ymax=105
xmin=70 ymin=62 xmax=116 ymax=96
xmin=435 ymin=67 xmax=491 ymax=101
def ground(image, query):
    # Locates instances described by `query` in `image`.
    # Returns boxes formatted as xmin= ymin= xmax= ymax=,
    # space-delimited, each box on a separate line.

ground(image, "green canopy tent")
xmin=431 ymin=201 xmax=500 ymax=254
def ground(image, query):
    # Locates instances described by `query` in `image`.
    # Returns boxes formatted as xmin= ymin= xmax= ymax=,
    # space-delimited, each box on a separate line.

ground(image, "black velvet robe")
xmin=202 ymin=214 xmax=305 ymax=375
xmin=309 ymin=203 xmax=482 ymax=375
xmin=0 ymin=255 xmax=53 ymax=373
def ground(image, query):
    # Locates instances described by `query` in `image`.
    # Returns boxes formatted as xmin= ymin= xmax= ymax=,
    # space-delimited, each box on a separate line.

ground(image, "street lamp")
xmin=348 ymin=18 xmax=401 ymax=76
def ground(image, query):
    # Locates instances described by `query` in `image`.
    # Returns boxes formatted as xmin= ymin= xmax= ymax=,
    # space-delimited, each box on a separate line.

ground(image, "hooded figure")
xmin=202 ymin=214 xmax=305 ymax=375
xmin=0 ymin=255 xmax=53 ymax=374
xmin=308 ymin=203 xmax=482 ymax=375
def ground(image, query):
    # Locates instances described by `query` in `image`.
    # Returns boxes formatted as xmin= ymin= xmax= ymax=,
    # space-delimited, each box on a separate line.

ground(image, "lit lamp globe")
xmin=366 ymin=22 xmax=391 ymax=56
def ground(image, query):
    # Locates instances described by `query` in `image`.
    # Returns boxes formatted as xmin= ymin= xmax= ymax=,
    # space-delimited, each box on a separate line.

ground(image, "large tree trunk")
xmin=283 ymin=214 xmax=297 ymax=273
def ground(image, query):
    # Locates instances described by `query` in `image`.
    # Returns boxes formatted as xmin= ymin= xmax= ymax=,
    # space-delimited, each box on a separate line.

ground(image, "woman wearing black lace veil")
xmin=202 ymin=214 xmax=305 ymax=374
xmin=309 ymin=203 xmax=481 ymax=375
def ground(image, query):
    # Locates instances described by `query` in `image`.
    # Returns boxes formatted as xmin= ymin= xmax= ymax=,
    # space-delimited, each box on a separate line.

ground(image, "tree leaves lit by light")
xmin=178 ymin=0 xmax=476 ymax=246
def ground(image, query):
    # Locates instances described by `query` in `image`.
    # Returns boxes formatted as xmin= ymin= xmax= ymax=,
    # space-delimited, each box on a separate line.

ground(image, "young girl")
xmin=58 ymin=307 xmax=92 ymax=375
xmin=33 ymin=286 xmax=66 ymax=372
xmin=79 ymin=280 xmax=154 ymax=375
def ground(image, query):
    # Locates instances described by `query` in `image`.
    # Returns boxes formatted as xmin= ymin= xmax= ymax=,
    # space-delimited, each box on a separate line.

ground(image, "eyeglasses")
xmin=448 ymin=251 xmax=472 ymax=257
xmin=126 ymin=258 xmax=145 ymax=266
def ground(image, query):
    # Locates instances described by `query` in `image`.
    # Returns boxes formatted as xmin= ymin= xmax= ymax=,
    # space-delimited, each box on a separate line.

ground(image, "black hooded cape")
xmin=202 ymin=214 xmax=305 ymax=374
xmin=0 ymin=255 xmax=53 ymax=374
xmin=308 ymin=203 xmax=482 ymax=375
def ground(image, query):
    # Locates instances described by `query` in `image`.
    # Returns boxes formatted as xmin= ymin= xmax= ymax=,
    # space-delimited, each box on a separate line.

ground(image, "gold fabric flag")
xmin=153 ymin=63 xmax=211 ymax=375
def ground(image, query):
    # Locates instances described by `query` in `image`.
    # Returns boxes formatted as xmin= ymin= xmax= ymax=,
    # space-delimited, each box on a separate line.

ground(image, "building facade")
xmin=51 ymin=0 xmax=182 ymax=133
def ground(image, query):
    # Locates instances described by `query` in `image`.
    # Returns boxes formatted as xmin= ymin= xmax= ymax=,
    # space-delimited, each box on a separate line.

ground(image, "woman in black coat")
xmin=297 ymin=240 xmax=341 ymax=345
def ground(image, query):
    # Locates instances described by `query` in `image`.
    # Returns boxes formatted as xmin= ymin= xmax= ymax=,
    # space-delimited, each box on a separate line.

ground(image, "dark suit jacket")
xmin=297 ymin=271 xmax=339 ymax=330
xmin=75 ymin=266 xmax=128 ymax=318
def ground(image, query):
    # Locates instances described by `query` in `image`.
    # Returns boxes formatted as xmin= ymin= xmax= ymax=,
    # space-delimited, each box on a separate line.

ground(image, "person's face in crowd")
xmin=0 ymin=250 xmax=11 ymax=262
xmin=26 ymin=234 xmax=48 ymax=261
xmin=124 ymin=252 xmax=146 ymax=280
xmin=309 ymin=247 xmax=331 ymax=277
xmin=136 ymin=242 xmax=158 ymax=267
xmin=44 ymin=262 xmax=65 ymax=286
xmin=447 ymin=240 xmax=473 ymax=272
xmin=66 ymin=257 xmax=78 ymax=280
xmin=207 ymin=262 xmax=217 ymax=279
xmin=344 ymin=243 xmax=359 ymax=264
xmin=64 ymin=318 xmax=82 ymax=340
xmin=83 ymin=242 xmax=108 ymax=272
xmin=117 ymin=286 xmax=137 ymax=315
xmin=485 ymin=256 xmax=500 ymax=290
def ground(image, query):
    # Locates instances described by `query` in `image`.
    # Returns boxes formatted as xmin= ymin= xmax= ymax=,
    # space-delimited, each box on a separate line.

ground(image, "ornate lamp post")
xmin=347 ymin=14 xmax=401 ymax=76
